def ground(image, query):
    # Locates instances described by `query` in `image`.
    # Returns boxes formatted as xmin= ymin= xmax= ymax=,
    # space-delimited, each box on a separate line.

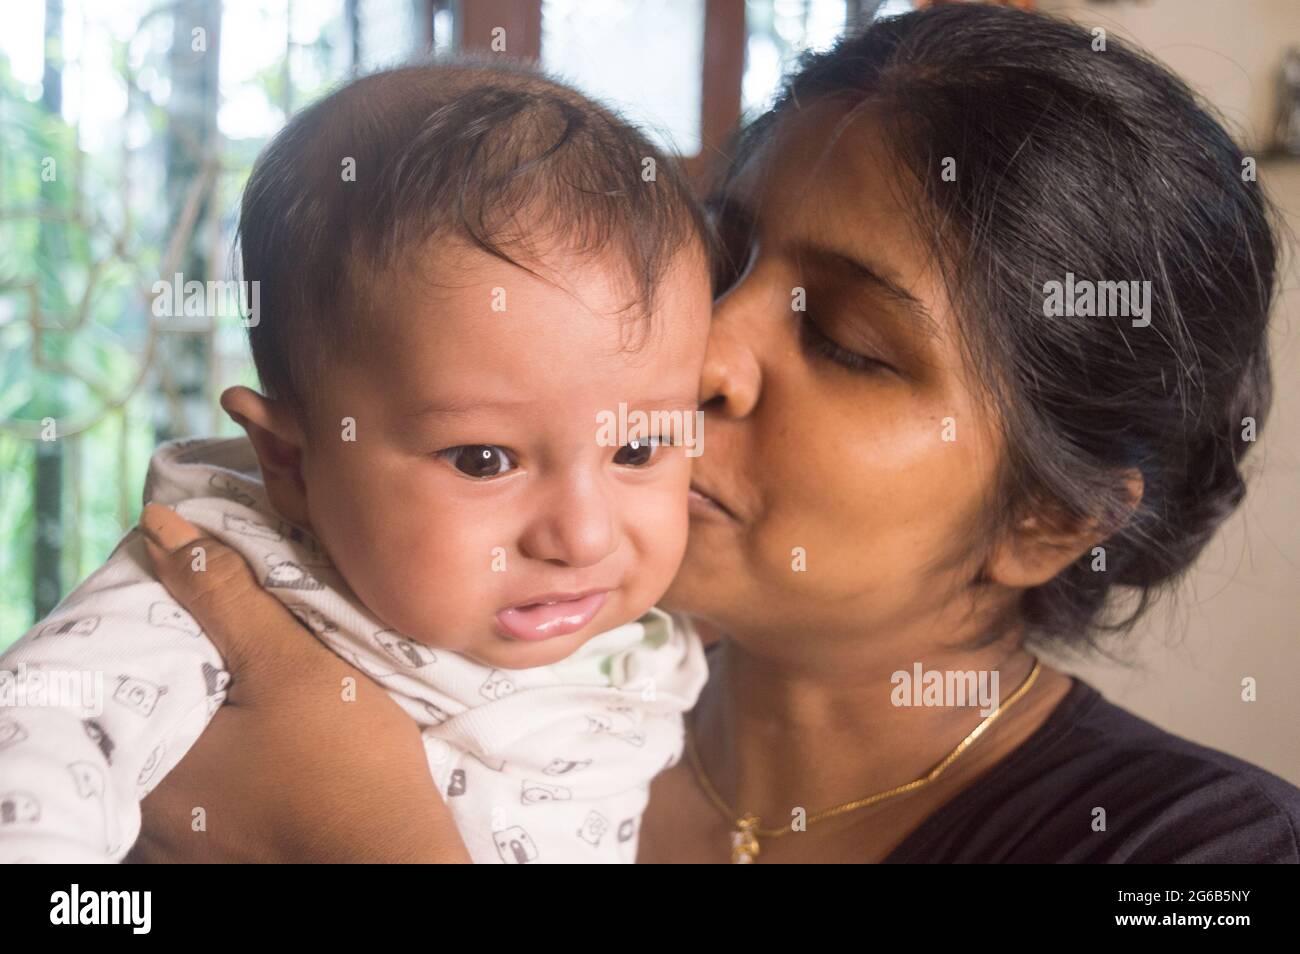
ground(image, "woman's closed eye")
xmin=436 ymin=444 xmax=517 ymax=479
xmin=798 ymin=312 xmax=894 ymax=375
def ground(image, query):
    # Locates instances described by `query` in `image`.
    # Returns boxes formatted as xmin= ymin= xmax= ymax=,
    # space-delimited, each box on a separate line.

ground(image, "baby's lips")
xmin=496 ymin=591 xmax=609 ymax=641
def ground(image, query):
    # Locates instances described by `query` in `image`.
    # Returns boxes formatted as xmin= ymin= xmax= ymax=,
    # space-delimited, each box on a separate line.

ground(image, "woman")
xmin=130 ymin=5 xmax=1299 ymax=862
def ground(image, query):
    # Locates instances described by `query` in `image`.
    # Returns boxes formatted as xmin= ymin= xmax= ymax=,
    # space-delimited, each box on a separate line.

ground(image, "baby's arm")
xmin=0 ymin=531 xmax=226 ymax=862
xmin=128 ymin=503 xmax=471 ymax=862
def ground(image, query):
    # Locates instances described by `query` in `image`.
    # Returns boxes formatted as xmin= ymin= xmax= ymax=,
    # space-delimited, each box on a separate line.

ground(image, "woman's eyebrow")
xmin=795 ymin=242 xmax=938 ymax=335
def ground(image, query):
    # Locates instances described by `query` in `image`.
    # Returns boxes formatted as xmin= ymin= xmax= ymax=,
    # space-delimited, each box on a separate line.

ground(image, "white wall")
xmin=1039 ymin=0 xmax=1298 ymax=151
xmin=1037 ymin=0 xmax=1300 ymax=783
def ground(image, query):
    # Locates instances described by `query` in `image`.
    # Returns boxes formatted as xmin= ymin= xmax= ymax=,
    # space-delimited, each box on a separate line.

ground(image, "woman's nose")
xmin=699 ymin=289 xmax=763 ymax=419
xmin=517 ymin=475 xmax=617 ymax=569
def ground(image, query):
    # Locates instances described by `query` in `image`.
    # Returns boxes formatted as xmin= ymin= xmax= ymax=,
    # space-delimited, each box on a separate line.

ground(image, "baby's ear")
xmin=219 ymin=386 xmax=311 ymax=527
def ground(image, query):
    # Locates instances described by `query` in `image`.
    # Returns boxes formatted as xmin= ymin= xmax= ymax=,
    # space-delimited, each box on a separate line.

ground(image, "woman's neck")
xmin=690 ymin=630 xmax=1049 ymax=831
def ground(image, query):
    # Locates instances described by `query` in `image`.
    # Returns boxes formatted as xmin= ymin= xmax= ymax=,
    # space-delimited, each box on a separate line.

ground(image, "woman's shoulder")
xmin=886 ymin=677 xmax=1300 ymax=863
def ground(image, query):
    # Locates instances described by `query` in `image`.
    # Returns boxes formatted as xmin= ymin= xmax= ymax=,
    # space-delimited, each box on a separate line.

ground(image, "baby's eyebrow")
xmin=404 ymin=397 xmax=699 ymax=418
xmin=403 ymin=397 xmax=534 ymax=418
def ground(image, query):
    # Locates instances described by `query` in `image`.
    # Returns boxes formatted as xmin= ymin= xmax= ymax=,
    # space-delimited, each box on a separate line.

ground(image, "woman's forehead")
xmin=730 ymin=101 xmax=939 ymax=308
xmin=734 ymin=103 xmax=918 ymax=239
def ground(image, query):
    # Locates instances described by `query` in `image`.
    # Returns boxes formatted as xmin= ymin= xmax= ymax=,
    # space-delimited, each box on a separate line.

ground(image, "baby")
xmin=0 ymin=62 xmax=713 ymax=863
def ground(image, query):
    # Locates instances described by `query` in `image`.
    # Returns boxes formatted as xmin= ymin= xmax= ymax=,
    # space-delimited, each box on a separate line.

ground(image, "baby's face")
xmin=296 ymin=242 xmax=711 ymax=669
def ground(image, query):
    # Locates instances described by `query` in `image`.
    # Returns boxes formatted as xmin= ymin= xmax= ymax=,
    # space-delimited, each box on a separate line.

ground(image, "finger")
xmin=137 ymin=503 xmax=325 ymax=684
xmin=139 ymin=501 xmax=205 ymax=552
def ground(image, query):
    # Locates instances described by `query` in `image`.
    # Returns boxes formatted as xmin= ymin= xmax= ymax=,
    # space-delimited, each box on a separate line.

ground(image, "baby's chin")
xmin=459 ymin=627 xmax=602 ymax=671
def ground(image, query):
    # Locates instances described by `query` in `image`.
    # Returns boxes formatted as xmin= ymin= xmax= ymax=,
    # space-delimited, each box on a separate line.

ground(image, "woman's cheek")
xmin=748 ymin=408 xmax=929 ymax=595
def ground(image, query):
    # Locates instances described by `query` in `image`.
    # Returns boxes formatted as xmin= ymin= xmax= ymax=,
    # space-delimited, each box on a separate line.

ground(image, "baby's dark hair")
xmin=238 ymin=59 xmax=707 ymax=423
xmin=721 ymin=5 xmax=1279 ymax=654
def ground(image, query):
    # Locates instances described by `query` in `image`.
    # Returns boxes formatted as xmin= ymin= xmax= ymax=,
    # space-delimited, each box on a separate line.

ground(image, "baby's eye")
xmin=613 ymin=435 xmax=665 ymax=468
xmin=437 ymin=445 xmax=516 ymax=479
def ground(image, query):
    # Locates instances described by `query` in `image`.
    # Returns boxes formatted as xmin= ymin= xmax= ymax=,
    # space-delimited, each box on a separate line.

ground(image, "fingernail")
xmin=139 ymin=503 xmax=199 ymax=550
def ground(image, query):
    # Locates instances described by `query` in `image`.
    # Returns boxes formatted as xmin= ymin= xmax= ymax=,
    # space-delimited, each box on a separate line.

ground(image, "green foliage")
xmin=0 ymin=3 xmax=368 ymax=647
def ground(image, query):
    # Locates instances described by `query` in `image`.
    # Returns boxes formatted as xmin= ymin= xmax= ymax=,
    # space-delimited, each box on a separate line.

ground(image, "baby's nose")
xmin=517 ymin=480 xmax=617 ymax=568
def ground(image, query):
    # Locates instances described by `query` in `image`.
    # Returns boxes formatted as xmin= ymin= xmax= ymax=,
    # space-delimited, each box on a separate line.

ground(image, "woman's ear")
xmin=984 ymin=471 xmax=1144 ymax=589
xmin=220 ymin=386 xmax=312 ymax=528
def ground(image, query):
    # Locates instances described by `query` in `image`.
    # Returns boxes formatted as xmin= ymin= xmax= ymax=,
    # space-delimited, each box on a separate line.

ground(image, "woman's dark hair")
xmin=721 ymin=5 xmax=1279 ymax=654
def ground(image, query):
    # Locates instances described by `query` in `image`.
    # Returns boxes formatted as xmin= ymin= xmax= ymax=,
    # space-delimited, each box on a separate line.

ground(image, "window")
xmin=0 ymin=0 xmax=449 ymax=644
xmin=541 ymin=0 xmax=706 ymax=155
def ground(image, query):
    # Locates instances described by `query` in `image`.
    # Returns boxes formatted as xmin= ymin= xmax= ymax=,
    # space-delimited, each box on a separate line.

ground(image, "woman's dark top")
xmin=882 ymin=677 xmax=1300 ymax=863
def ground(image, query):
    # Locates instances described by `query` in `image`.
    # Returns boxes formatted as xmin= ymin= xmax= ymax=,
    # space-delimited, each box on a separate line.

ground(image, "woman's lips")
xmin=496 ymin=591 xmax=609 ymax=641
xmin=689 ymin=484 xmax=738 ymax=521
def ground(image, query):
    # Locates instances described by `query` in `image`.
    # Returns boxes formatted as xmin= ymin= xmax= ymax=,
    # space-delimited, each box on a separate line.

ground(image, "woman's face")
xmin=663 ymin=102 xmax=1013 ymax=662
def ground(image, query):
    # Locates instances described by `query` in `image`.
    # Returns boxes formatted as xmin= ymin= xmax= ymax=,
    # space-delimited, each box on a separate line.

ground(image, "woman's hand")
xmin=127 ymin=504 xmax=471 ymax=863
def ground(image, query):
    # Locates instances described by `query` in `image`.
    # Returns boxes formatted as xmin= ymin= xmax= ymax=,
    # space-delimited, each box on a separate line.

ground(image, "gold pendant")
xmin=730 ymin=813 xmax=761 ymax=863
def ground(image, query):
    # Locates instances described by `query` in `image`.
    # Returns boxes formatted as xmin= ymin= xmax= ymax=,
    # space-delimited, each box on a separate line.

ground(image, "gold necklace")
xmin=685 ymin=657 xmax=1043 ymax=863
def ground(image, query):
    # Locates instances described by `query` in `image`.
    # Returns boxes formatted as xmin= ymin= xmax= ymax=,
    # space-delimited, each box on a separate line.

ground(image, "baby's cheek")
xmin=378 ymin=531 xmax=496 ymax=632
xmin=313 ymin=499 xmax=485 ymax=644
xmin=623 ymin=480 xmax=692 ymax=604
